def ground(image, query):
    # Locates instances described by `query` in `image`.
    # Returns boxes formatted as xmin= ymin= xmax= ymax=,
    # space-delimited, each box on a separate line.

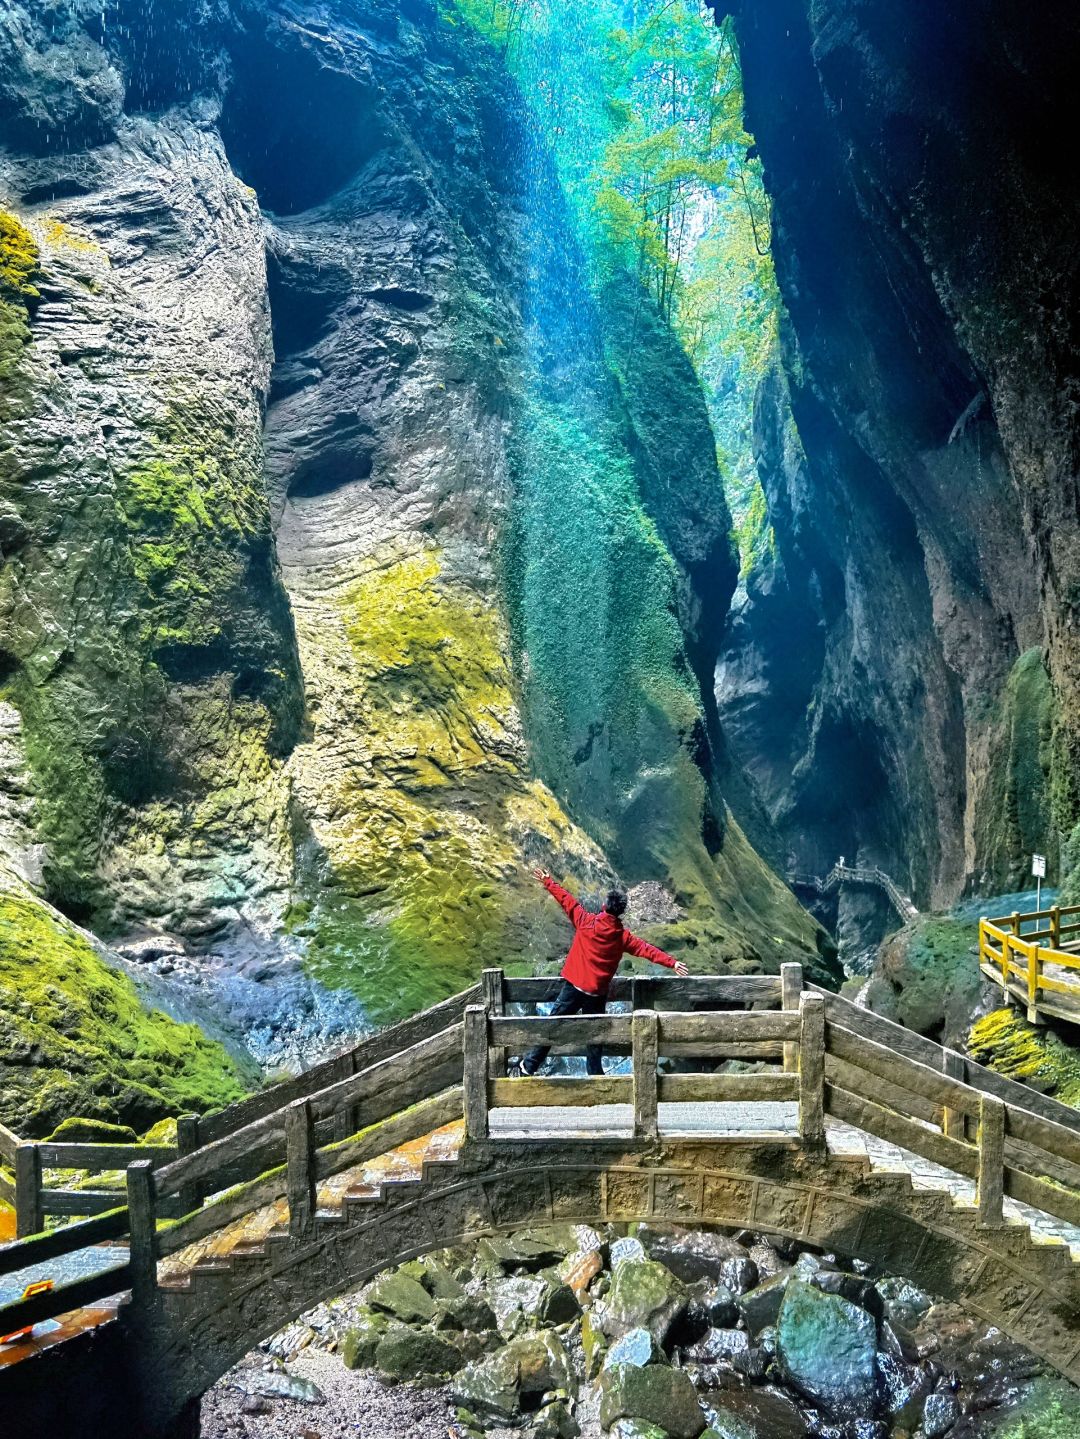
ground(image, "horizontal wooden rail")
xmin=0 ymin=1121 xmax=19 ymax=1167
xmin=980 ymin=912 xmax=1080 ymax=1025
xmin=502 ymin=974 xmax=782 ymax=1005
xmin=0 ymin=1263 xmax=131 ymax=1334
xmin=37 ymin=1142 xmax=175 ymax=1170
xmin=0 ymin=1206 xmax=129 ymax=1279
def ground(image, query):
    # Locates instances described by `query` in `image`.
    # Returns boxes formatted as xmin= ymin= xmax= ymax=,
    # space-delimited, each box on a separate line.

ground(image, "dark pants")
xmin=522 ymin=978 xmax=606 ymax=1076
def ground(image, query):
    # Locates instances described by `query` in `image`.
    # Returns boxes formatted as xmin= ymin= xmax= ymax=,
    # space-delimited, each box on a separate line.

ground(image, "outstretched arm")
xmin=532 ymin=869 xmax=586 ymax=928
xmin=624 ymin=930 xmax=689 ymax=976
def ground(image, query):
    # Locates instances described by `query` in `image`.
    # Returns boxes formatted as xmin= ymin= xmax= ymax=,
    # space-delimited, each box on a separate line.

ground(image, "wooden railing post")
xmin=175 ymin=1114 xmax=201 ymax=1216
xmin=483 ymin=968 xmax=506 ymax=1079
xmin=14 ymin=1141 xmax=42 ymax=1238
xmin=1051 ymin=904 xmax=1062 ymax=951
xmin=463 ymin=1005 xmax=489 ymax=1140
xmin=977 ymin=1094 xmax=1005 ymax=1227
xmin=127 ymin=1158 xmax=158 ymax=1304
xmin=941 ymin=1049 xmax=965 ymax=1140
xmin=632 ymin=1010 xmax=659 ymax=1140
xmin=285 ymin=1098 xmax=317 ymax=1239
xmin=798 ymin=992 xmax=825 ymax=1151
xmin=1000 ymin=933 xmax=1012 ymax=1002
xmin=1027 ymin=943 xmax=1042 ymax=1024
xmin=781 ymin=963 xmax=803 ymax=1073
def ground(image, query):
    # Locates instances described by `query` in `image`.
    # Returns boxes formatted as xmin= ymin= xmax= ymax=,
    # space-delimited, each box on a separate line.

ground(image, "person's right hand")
xmin=532 ymin=867 xmax=551 ymax=882
xmin=672 ymin=960 xmax=689 ymax=977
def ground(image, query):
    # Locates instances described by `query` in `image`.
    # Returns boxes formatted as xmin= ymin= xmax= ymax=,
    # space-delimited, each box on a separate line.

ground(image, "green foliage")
xmin=0 ymin=891 xmax=248 ymax=1136
xmin=986 ymin=1378 xmax=1080 ymax=1437
xmin=968 ymin=1008 xmax=1080 ymax=1108
xmin=0 ymin=212 xmax=39 ymax=302
xmin=977 ymin=649 xmax=1057 ymax=885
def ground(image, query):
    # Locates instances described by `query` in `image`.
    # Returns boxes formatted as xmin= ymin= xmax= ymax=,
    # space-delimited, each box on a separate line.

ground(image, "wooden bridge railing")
xmin=980 ymin=905 xmax=1080 ymax=1023
xmin=4 ymin=965 xmax=1080 ymax=1337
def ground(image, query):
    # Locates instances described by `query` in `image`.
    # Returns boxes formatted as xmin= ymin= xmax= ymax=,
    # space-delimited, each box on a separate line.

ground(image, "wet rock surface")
xmin=201 ymin=1221 xmax=1077 ymax=1438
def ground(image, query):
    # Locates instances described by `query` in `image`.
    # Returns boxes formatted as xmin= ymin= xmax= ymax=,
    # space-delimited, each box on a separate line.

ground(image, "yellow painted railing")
xmin=979 ymin=903 xmax=1080 ymax=1022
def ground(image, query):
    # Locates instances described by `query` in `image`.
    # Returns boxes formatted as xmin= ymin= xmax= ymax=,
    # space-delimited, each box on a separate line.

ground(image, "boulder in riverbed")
xmin=776 ymin=1280 xmax=879 ymax=1417
xmin=601 ymin=1259 xmax=688 ymax=1344
xmin=599 ymin=1362 xmax=706 ymax=1439
xmin=451 ymin=1329 xmax=573 ymax=1422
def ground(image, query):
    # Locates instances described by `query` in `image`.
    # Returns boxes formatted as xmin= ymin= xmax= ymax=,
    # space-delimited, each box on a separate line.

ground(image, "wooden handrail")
xmin=979 ymin=913 xmax=1080 ymax=1024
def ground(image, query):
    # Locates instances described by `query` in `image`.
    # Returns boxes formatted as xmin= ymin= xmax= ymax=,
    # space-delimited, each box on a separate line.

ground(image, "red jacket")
xmin=542 ymin=877 xmax=677 ymax=996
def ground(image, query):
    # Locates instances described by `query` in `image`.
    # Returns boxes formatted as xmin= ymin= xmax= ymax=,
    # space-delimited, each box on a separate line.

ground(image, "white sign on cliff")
xmin=1032 ymin=854 xmax=1046 ymax=879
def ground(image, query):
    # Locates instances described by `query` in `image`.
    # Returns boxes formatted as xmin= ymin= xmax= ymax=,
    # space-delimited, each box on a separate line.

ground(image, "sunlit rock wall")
xmin=0 ymin=0 xmax=832 ymax=1075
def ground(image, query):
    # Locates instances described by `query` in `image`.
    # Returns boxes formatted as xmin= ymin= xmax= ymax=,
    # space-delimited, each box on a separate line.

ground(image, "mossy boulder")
xmin=863 ymin=914 xmax=982 ymax=1043
xmin=968 ymin=1009 xmax=1080 ymax=1107
xmin=598 ymin=1363 xmax=706 ymax=1439
xmin=985 ymin=1377 xmax=1080 ymax=1437
xmin=600 ymin=1259 xmax=688 ymax=1345
xmin=47 ymin=1117 xmax=138 ymax=1144
xmin=341 ymin=1308 xmax=389 ymax=1369
xmin=0 ymin=891 xmax=248 ymax=1136
xmin=373 ymin=1322 xmax=464 ymax=1381
xmin=700 ymin=1387 xmax=807 ymax=1439
xmin=366 ymin=1268 xmax=439 ymax=1324
xmin=451 ymin=1329 xmax=572 ymax=1422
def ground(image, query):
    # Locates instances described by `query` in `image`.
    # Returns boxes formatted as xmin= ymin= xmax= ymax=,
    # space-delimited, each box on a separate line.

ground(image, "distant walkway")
xmin=788 ymin=859 xmax=919 ymax=922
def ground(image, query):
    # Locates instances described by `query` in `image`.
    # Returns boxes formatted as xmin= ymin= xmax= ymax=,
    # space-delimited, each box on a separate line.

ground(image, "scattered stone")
xmin=700 ymin=1385 xmax=807 ymax=1439
xmin=366 ymin=1269 xmax=437 ymax=1324
xmin=718 ymin=1255 xmax=758 ymax=1296
xmin=340 ymin=1310 xmax=388 ymax=1370
xmin=682 ymin=1327 xmax=749 ymax=1365
xmin=777 ymin=1281 xmax=878 ymax=1417
xmin=876 ymin=1277 xmax=932 ymax=1330
xmin=451 ymin=1329 xmax=572 ymax=1422
xmin=560 ymin=1248 xmax=603 ymax=1299
xmin=922 ymin=1390 xmax=961 ymax=1437
xmin=693 ymin=1283 xmax=738 ymax=1328
xmin=539 ymin=1281 xmax=582 ymax=1325
xmin=738 ymin=1269 xmax=794 ymax=1332
xmin=610 ymin=1422 xmax=671 ymax=1439
xmin=610 ymin=1236 xmax=648 ymax=1267
xmin=434 ymin=1294 xmax=498 ymax=1332
xmin=228 ymin=1367 xmax=325 ymax=1405
xmin=604 ymin=1327 xmax=667 ymax=1369
xmin=638 ymin=1228 xmax=753 ymax=1286
xmin=581 ymin=1308 xmax=608 ymax=1378
xmin=601 ymin=1259 xmax=688 ymax=1344
xmin=599 ymin=1362 xmax=707 ymax=1439
xmin=401 ymin=1255 xmax=467 ymax=1302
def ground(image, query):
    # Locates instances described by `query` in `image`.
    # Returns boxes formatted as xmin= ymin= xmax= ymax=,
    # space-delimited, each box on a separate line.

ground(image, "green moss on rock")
xmin=863 ymin=914 xmax=982 ymax=1044
xmin=987 ymin=1377 xmax=1080 ymax=1437
xmin=968 ymin=1008 xmax=1080 ymax=1108
xmin=0 ymin=213 xmax=39 ymax=302
xmin=0 ymin=890 xmax=248 ymax=1136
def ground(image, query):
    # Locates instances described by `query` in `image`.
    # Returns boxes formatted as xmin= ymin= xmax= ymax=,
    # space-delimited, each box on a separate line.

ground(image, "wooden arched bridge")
xmin=2 ymin=966 xmax=1080 ymax=1437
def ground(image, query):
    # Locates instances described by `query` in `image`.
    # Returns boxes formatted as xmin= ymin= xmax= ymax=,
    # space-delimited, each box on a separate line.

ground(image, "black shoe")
xmin=507 ymin=1060 xmax=528 ymax=1078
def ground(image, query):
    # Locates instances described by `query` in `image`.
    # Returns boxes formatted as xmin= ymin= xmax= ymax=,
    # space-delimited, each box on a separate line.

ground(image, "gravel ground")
xmin=201 ymin=1350 xmax=455 ymax=1439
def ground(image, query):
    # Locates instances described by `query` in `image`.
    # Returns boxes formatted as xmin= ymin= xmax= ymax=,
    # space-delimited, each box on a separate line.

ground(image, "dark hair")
xmin=605 ymin=888 xmax=628 ymax=918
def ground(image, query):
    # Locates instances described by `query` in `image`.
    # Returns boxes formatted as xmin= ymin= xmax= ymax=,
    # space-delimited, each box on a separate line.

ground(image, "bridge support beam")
xmin=463 ymin=1005 xmax=489 ymax=1140
xmin=781 ymin=963 xmax=803 ymax=1072
xmin=127 ymin=1158 xmax=159 ymax=1304
xmin=977 ymin=1094 xmax=1006 ymax=1227
xmin=13 ymin=1141 xmax=42 ymax=1239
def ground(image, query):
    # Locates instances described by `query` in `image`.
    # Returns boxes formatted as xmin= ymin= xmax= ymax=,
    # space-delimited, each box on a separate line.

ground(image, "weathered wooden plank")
xmin=0 ymin=1206 xmax=128 ymax=1278
xmin=126 ymin=1159 xmax=157 ymax=1304
xmin=941 ymin=1049 xmax=966 ymax=1139
xmin=1035 ymin=974 xmax=1080 ymax=995
xmin=978 ymin=1095 xmax=1006 ymax=1226
xmin=157 ymin=1169 xmax=288 ymax=1259
xmin=316 ymin=1088 xmax=464 ymax=1184
xmin=0 ymin=1169 xmax=14 ymax=1206
xmin=824 ymin=1055 xmax=941 ymax=1126
xmin=502 ymin=975 xmax=782 ymax=1005
xmin=285 ymin=1100 xmax=316 ymax=1240
xmin=491 ymin=1015 xmax=632 ymax=1047
xmin=658 ymin=1073 xmax=799 ymax=1104
xmin=0 ymin=1120 xmax=20 ymax=1166
xmin=826 ymin=1024 xmax=980 ymax=1118
xmin=198 ymin=985 xmax=480 ymax=1144
xmin=1004 ymin=1168 xmax=1080 ymax=1227
xmin=658 ymin=1011 xmax=798 ymax=1044
xmin=37 ymin=1142 xmax=176 ymax=1169
xmin=488 ymin=1076 xmax=633 ymax=1108
xmin=0 ymin=1263 xmax=131 ymax=1332
xmin=660 ymin=1040 xmax=785 ymax=1060
xmin=14 ymin=1142 xmax=42 ymax=1239
xmin=1005 ymin=1104 xmax=1080 ymax=1169
xmin=463 ymin=1006 xmax=489 ymax=1140
xmin=825 ymin=1085 xmax=978 ymax=1179
xmin=484 ymin=968 xmax=507 ymax=1080
xmin=1038 ymin=952 xmax=1080 ymax=973
xmin=1003 ymin=1133 xmax=1080 ymax=1193
xmin=633 ymin=1011 xmax=658 ymax=1140
xmin=781 ymin=962 xmax=803 ymax=1072
xmin=798 ymin=993 xmax=825 ymax=1147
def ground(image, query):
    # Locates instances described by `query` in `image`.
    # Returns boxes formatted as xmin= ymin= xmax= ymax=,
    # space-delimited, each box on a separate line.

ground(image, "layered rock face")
xmin=0 ymin=0 xmax=829 ymax=1084
xmin=713 ymin=0 xmax=1079 ymax=911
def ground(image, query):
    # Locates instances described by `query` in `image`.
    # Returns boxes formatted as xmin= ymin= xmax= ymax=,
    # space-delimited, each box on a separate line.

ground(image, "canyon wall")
xmin=714 ymin=0 xmax=1079 ymax=911
xmin=0 ymin=0 xmax=830 ymax=1121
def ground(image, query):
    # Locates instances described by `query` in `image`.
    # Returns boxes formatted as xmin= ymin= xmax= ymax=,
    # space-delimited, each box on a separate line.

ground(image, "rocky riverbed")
xmin=200 ymin=1223 xmax=1080 ymax=1439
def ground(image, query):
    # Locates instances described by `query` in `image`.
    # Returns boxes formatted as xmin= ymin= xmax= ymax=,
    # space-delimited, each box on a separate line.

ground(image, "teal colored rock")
xmin=366 ymin=1269 xmax=438 ymax=1324
xmin=451 ymin=1329 xmax=573 ymax=1423
xmin=776 ymin=1280 xmax=878 ymax=1417
xmin=601 ymin=1259 xmax=688 ymax=1344
xmin=598 ymin=1363 xmax=706 ymax=1439
xmin=373 ymin=1323 xmax=463 ymax=1381
xmin=604 ymin=1327 xmax=667 ymax=1369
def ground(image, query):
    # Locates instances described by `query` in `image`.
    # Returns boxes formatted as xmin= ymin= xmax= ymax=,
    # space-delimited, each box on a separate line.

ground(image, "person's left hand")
xmin=672 ymin=960 xmax=689 ymax=977
xmin=531 ymin=867 xmax=551 ymax=882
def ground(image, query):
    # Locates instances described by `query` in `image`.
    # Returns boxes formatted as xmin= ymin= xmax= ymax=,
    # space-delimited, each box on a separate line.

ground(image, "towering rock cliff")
xmin=713 ymin=0 xmax=1080 ymax=916
xmin=0 ymin=0 xmax=830 ymax=1118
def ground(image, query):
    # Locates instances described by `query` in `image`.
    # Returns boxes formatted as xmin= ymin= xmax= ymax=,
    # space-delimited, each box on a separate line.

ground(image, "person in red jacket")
xmin=512 ymin=869 xmax=689 ymax=1077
